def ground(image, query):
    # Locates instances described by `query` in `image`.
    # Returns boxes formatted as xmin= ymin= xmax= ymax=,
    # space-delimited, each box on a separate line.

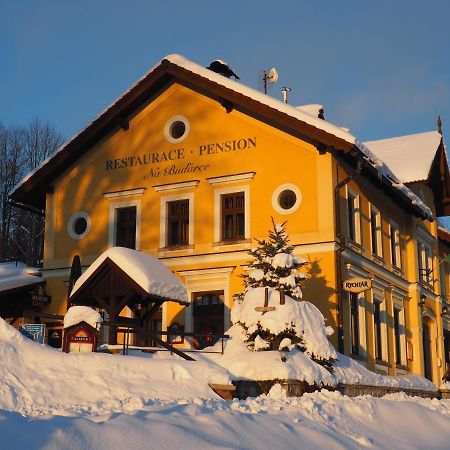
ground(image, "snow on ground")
xmin=0 ymin=318 xmax=229 ymax=416
xmin=1 ymin=390 xmax=450 ymax=450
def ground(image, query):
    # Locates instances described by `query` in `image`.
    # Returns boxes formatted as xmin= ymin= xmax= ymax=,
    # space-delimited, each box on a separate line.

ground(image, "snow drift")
xmin=0 ymin=318 xmax=229 ymax=416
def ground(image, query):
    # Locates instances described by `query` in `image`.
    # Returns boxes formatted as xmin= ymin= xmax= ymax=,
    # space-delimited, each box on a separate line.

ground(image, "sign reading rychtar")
xmin=343 ymin=277 xmax=372 ymax=293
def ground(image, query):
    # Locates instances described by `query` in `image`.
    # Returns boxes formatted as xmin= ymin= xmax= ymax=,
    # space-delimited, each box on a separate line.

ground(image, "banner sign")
xmin=343 ymin=277 xmax=372 ymax=293
xmin=20 ymin=324 xmax=46 ymax=344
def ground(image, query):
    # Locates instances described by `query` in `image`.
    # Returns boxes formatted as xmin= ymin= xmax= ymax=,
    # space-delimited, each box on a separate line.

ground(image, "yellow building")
xmin=8 ymin=55 xmax=450 ymax=385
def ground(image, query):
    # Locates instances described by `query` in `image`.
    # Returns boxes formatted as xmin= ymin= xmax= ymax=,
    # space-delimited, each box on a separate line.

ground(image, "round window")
xmin=67 ymin=212 xmax=91 ymax=240
xmin=164 ymin=115 xmax=190 ymax=143
xmin=73 ymin=217 xmax=88 ymax=235
xmin=169 ymin=121 xmax=186 ymax=140
xmin=278 ymin=190 xmax=297 ymax=210
xmin=272 ymin=184 xmax=302 ymax=215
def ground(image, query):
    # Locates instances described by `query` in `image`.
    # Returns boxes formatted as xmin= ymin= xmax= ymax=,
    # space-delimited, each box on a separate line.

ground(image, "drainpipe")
xmin=334 ymin=159 xmax=362 ymax=353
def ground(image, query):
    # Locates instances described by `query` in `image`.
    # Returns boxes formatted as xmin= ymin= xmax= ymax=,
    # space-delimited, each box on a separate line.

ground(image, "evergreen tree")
xmin=244 ymin=219 xmax=307 ymax=300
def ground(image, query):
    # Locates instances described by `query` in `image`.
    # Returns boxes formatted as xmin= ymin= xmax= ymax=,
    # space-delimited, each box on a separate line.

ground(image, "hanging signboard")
xmin=20 ymin=324 xmax=46 ymax=344
xmin=31 ymin=294 xmax=51 ymax=307
xmin=343 ymin=277 xmax=372 ymax=293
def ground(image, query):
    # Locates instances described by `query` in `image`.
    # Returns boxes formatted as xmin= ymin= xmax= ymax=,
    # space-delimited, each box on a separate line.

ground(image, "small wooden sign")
xmin=343 ymin=277 xmax=372 ymax=293
xmin=255 ymin=306 xmax=276 ymax=312
xmin=31 ymin=294 xmax=51 ymax=306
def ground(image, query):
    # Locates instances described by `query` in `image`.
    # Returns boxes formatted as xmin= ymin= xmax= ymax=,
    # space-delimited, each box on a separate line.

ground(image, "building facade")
xmin=8 ymin=55 xmax=450 ymax=385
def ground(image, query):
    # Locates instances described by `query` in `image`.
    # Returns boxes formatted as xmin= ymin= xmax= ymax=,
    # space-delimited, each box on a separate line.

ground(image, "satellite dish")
xmin=267 ymin=67 xmax=279 ymax=84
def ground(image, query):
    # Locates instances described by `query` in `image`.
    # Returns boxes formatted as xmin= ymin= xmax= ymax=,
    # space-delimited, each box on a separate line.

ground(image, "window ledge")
xmin=375 ymin=359 xmax=391 ymax=368
xmin=372 ymin=254 xmax=384 ymax=266
xmin=158 ymin=244 xmax=195 ymax=254
xmin=392 ymin=266 xmax=402 ymax=277
xmin=213 ymin=238 xmax=252 ymax=247
xmin=396 ymin=364 xmax=408 ymax=371
xmin=347 ymin=240 xmax=363 ymax=253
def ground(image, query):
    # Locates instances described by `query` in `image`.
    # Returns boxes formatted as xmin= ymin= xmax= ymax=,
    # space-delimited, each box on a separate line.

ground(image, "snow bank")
xmin=0 ymin=318 xmax=229 ymax=416
xmin=334 ymin=353 xmax=436 ymax=391
xmin=198 ymin=325 xmax=335 ymax=386
xmin=2 ymin=390 xmax=450 ymax=450
xmin=71 ymin=247 xmax=188 ymax=303
xmin=231 ymin=287 xmax=337 ymax=361
xmin=64 ymin=306 xmax=103 ymax=330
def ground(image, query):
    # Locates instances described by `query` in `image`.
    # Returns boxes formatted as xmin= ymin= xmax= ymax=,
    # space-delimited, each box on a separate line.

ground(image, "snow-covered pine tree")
xmin=231 ymin=219 xmax=336 ymax=372
xmin=245 ymin=219 xmax=307 ymax=300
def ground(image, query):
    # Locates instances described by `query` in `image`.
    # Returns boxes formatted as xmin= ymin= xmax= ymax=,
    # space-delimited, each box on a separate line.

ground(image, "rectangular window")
xmin=221 ymin=192 xmax=245 ymax=241
xmin=167 ymin=200 xmax=189 ymax=246
xmin=418 ymin=242 xmax=432 ymax=285
xmin=374 ymin=300 xmax=382 ymax=361
xmin=347 ymin=191 xmax=360 ymax=243
xmin=370 ymin=206 xmax=382 ymax=257
xmin=115 ymin=206 xmax=136 ymax=249
xmin=393 ymin=308 xmax=402 ymax=365
xmin=350 ymin=293 xmax=359 ymax=355
xmin=390 ymin=223 xmax=401 ymax=269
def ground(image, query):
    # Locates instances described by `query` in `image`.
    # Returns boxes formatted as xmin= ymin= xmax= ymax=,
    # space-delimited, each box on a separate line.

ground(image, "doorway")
xmin=192 ymin=291 xmax=224 ymax=349
xmin=422 ymin=319 xmax=433 ymax=381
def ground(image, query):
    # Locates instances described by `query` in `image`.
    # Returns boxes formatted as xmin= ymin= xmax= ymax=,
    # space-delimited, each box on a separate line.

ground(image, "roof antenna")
xmin=262 ymin=67 xmax=278 ymax=94
xmin=437 ymin=115 xmax=442 ymax=134
xmin=281 ymin=86 xmax=291 ymax=103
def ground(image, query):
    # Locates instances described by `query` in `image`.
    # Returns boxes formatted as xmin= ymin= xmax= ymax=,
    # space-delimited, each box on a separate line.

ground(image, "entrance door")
xmin=422 ymin=320 xmax=433 ymax=381
xmin=192 ymin=291 xmax=224 ymax=349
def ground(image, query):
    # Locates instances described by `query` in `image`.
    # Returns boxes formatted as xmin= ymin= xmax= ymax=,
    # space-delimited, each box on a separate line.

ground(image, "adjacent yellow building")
xmin=8 ymin=55 xmax=450 ymax=385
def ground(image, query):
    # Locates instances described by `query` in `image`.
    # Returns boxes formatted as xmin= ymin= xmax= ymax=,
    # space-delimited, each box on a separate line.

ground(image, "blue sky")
xmin=1 ymin=0 xmax=449 ymax=142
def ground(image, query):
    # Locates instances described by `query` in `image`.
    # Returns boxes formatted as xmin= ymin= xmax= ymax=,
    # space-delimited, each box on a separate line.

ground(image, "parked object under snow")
xmin=63 ymin=306 xmax=103 ymax=330
xmin=70 ymin=247 xmax=188 ymax=303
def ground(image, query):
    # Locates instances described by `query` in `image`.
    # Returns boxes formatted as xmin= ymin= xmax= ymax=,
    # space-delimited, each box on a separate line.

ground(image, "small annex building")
xmin=7 ymin=54 xmax=450 ymax=386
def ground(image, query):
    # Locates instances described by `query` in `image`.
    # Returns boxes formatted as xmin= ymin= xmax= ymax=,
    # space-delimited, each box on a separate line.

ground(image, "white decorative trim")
xmin=103 ymin=188 xmax=146 ymax=199
xmin=271 ymin=183 xmax=302 ymax=215
xmin=207 ymin=172 xmax=256 ymax=186
xmin=346 ymin=187 xmax=362 ymax=245
xmin=164 ymin=115 xmax=190 ymax=144
xmin=108 ymin=199 xmax=141 ymax=250
xmin=67 ymin=211 xmax=91 ymax=240
xmin=159 ymin=192 xmax=194 ymax=248
xmin=153 ymin=180 xmax=199 ymax=192
xmin=178 ymin=267 xmax=235 ymax=279
xmin=369 ymin=203 xmax=383 ymax=259
xmin=214 ymin=185 xmax=250 ymax=242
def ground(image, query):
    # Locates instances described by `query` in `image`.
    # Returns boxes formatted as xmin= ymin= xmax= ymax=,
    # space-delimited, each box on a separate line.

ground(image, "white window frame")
xmin=159 ymin=192 xmax=194 ymax=248
xmin=417 ymin=240 xmax=433 ymax=285
xmin=369 ymin=205 xmax=383 ymax=258
xmin=108 ymin=199 xmax=141 ymax=250
xmin=214 ymin=185 xmax=250 ymax=243
xmin=346 ymin=188 xmax=361 ymax=244
xmin=373 ymin=293 xmax=388 ymax=362
xmin=348 ymin=291 xmax=367 ymax=358
xmin=392 ymin=297 xmax=407 ymax=367
xmin=389 ymin=221 xmax=401 ymax=269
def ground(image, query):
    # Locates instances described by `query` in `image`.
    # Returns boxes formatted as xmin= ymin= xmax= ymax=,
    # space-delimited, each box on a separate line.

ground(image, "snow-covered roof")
xmin=9 ymin=54 xmax=433 ymax=220
xmin=364 ymin=131 xmax=443 ymax=183
xmin=70 ymin=247 xmax=188 ymax=303
xmin=63 ymin=306 xmax=103 ymax=329
xmin=296 ymin=104 xmax=324 ymax=118
xmin=0 ymin=262 xmax=42 ymax=294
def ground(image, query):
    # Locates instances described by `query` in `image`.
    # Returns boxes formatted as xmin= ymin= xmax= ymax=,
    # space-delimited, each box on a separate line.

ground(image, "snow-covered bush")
xmin=232 ymin=221 xmax=336 ymax=372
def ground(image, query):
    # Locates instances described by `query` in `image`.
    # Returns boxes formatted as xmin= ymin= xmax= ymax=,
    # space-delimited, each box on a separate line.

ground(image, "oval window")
xmin=67 ymin=212 xmax=91 ymax=240
xmin=272 ymin=184 xmax=302 ymax=215
xmin=278 ymin=190 xmax=297 ymax=210
xmin=164 ymin=115 xmax=190 ymax=143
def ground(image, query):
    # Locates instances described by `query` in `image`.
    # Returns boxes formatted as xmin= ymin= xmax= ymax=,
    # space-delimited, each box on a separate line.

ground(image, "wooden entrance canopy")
xmin=69 ymin=255 xmax=188 ymax=345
